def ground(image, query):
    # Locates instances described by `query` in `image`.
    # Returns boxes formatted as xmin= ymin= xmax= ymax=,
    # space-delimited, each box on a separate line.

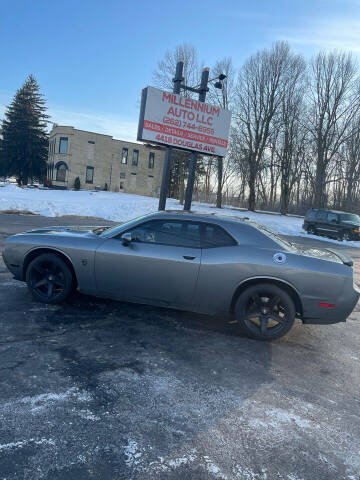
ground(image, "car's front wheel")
xmin=235 ymin=283 xmax=296 ymax=340
xmin=307 ymin=225 xmax=316 ymax=235
xmin=338 ymin=231 xmax=351 ymax=242
xmin=26 ymin=253 xmax=74 ymax=304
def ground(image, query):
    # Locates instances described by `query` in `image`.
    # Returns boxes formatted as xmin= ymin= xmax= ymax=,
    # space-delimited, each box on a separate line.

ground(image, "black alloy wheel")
xmin=307 ymin=226 xmax=316 ymax=235
xmin=235 ymin=283 xmax=296 ymax=340
xmin=338 ymin=231 xmax=351 ymax=242
xmin=26 ymin=253 xmax=73 ymax=304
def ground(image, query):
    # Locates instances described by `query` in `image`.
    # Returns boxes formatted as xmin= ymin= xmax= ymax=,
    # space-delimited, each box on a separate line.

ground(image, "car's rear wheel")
xmin=235 ymin=284 xmax=296 ymax=341
xmin=26 ymin=253 xmax=73 ymax=304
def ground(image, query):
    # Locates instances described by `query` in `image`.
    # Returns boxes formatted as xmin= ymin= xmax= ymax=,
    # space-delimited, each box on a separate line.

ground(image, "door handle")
xmin=183 ymin=255 xmax=196 ymax=260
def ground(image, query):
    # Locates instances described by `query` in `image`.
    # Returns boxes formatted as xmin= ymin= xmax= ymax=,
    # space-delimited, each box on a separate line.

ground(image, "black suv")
xmin=303 ymin=209 xmax=360 ymax=241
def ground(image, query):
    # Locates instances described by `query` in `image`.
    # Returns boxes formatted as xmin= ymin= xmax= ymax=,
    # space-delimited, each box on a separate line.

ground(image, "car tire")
xmin=307 ymin=226 xmax=316 ymax=235
xmin=338 ymin=231 xmax=351 ymax=242
xmin=26 ymin=253 xmax=74 ymax=304
xmin=235 ymin=283 xmax=296 ymax=341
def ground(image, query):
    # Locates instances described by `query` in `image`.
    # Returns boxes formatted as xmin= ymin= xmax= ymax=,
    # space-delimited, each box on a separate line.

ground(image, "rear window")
xmin=201 ymin=224 xmax=236 ymax=248
xmin=253 ymin=224 xmax=294 ymax=251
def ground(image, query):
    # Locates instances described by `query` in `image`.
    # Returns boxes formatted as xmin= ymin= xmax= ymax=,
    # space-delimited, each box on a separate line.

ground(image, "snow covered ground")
xmin=1 ymin=183 xmax=359 ymax=247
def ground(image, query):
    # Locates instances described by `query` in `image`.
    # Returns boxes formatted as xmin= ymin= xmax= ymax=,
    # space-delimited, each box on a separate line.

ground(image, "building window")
xmin=122 ymin=148 xmax=128 ymax=164
xmin=120 ymin=182 xmax=124 ymax=190
xmin=148 ymin=152 xmax=155 ymax=168
xmin=132 ymin=150 xmax=139 ymax=166
xmin=120 ymin=172 xmax=126 ymax=179
xmin=148 ymin=175 xmax=154 ymax=178
xmin=87 ymin=141 xmax=95 ymax=161
xmin=55 ymin=161 xmax=68 ymax=182
xmin=86 ymin=166 xmax=94 ymax=184
xmin=59 ymin=137 xmax=68 ymax=154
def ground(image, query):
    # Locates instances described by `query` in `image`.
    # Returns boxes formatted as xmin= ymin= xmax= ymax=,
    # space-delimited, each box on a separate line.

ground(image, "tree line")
xmin=154 ymin=42 xmax=360 ymax=214
xmin=2 ymin=43 xmax=360 ymax=216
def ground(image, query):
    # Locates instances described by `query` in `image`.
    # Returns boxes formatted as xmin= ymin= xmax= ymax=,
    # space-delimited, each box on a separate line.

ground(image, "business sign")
xmin=137 ymin=86 xmax=232 ymax=157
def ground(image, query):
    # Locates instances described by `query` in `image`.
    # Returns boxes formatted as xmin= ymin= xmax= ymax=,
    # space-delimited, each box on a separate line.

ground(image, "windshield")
xmin=339 ymin=213 xmax=360 ymax=223
xmin=97 ymin=214 xmax=148 ymax=237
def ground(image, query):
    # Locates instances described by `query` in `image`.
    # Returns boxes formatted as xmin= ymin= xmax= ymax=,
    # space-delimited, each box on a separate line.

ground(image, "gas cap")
xmin=273 ymin=252 xmax=286 ymax=264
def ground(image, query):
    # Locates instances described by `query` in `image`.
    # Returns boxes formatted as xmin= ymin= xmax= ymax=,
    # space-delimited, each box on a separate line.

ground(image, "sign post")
xmin=137 ymin=63 xmax=231 ymax=211
xmin=157 ymin=62 xmax=184 ymax=211
xmin=183 ymin=67 xmax=209 ymax=211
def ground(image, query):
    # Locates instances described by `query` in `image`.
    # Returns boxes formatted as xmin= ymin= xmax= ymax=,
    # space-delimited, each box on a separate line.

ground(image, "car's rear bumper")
xmin=302 ymin=282 xmax=360 ymax=324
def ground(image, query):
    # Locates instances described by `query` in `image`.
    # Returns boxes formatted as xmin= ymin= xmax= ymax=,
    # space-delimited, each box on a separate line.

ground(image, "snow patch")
xmin=3 ymin=387 xmax=92 ymax=412
xmin=124 ymin=440 xmax=142 ymax=467
xmin=77 ymin=409 xmax=100 ymax=421
xmin=2 ymin=184 xmax=359 ymax=247
xmin=266 ymin=408 xmax=313 ymax=429
xmin=0 ymin=437 xmax=55 ymax=452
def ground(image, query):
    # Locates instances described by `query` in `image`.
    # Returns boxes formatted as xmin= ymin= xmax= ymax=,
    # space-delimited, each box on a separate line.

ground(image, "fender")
xmin=231 ymin=275 xmax=303 ymax=316
xmin=23 ymin=246 xmax=77 ymax=281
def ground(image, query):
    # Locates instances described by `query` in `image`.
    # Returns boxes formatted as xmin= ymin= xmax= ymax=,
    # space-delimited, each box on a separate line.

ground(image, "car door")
xmin=315 ymin=210 xmax=329 ymax=234
xmin=94 ymin=219 xmax=202 ymax=308
xmin=194 ymin=223 xmax=238 ymax=314
xmin=326 ymin=212 xmax=340 ymax=237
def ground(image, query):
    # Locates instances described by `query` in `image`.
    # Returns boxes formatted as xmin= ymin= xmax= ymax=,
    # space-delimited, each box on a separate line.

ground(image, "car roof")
xmin=308 ymin=208 xmax=351 ymax=214
xmin=158 ymin=209 xmax=252 ymax=225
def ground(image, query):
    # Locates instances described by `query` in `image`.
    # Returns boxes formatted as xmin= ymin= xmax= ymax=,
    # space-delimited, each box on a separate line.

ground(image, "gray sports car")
xmin=3 ymin=211 xmax=359 ymax=340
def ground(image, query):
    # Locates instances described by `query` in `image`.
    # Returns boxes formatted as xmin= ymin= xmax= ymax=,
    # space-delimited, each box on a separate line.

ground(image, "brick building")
xmin=47 ymin=125 xmax=165 ymax=196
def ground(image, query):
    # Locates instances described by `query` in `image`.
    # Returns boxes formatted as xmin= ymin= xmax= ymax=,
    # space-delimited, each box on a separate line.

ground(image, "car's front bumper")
xmin=3 ymin=246 xmax=24 ymax=281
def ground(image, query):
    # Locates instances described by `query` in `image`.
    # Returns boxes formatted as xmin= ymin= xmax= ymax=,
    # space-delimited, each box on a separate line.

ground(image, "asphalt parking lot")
xmin=0 ymin=213 xmax=359 ymax=480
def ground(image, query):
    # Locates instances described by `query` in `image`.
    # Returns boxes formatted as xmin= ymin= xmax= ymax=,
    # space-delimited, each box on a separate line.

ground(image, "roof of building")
xmin=50 ymin=124 xmax=164 ymax=150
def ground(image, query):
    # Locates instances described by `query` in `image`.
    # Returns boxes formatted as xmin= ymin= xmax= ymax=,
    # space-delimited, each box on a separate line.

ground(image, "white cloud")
xmin=0 ymin=103 xmax=138 ymax=142
xmin=48 ymin=107 xmax=138 ymax=141
xmin=275 ymin=17 xmax=360 ymax=54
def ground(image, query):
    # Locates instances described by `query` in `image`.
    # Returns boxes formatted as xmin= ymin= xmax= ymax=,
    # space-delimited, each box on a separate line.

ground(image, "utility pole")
xmin=183 ymin=67 xmax=209 ymax=211
xmin=158 ymin=62 xmax=184 ymax=211
xmin=156 ymin=62 xmax=225 ymax=211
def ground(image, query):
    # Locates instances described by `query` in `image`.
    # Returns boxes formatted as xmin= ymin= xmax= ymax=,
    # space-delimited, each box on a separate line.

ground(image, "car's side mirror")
xmin=121 ymin=232 xmax=132 ymax=246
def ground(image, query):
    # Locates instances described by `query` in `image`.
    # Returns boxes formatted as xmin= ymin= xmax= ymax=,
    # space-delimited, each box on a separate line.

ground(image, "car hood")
xmin=20 ymin=226 xmax=107 ymax=237
xmin=293 ymin=245 xmax=353 ymax=266
xmin=340 ymin=221 xmax=360 ymax=227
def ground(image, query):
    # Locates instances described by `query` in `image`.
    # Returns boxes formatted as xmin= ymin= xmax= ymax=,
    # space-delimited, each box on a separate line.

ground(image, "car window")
xmin=99 ymin=215 xmax=148 ymax=237
xmin=316 ymin=210 xmax=327 ymax=221
xmin=339 ymin=213 xmax=360 ymax=223
xmin=305 ymin=210 xmax=316 ymax=221
xmin=327 ymin=212 xmax=338 ymax=222
xmin=201 ymin=224 xmax=236 ymax=248
xmin=125 ymin=220 xmax=201 ymax=248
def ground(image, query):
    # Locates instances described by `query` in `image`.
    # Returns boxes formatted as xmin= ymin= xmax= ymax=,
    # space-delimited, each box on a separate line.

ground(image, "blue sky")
xmin=1 ymin=0 xmax=360 ymax=141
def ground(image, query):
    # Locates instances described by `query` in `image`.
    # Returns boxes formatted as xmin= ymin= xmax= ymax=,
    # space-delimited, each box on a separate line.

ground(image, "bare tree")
xmin=275 ymin=55 xmax=307 ymax=214
xmin=234 ymin=41 xmax=302 ymax=211
xmin=153 ymin=43 xmax=201 ymax=93
xmin=342 ymin=116 xmax=360 ymax=210
xmin=307 ymin=51 xmax=360 ymax=208
xmin=208 ymin=58 xmax=235 ymax=208
xmin=153 ymin=43 xmax=201 ymax=204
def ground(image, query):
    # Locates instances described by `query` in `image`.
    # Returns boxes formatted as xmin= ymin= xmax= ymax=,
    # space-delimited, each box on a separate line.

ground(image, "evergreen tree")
xmin=0 ymin=75 xmax=49 ymax=185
